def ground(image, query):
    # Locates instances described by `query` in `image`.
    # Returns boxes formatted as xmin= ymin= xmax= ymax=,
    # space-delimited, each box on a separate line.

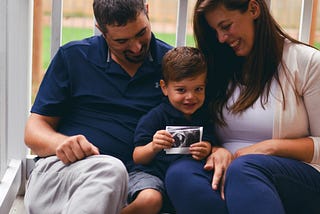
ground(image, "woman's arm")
xmin=234 ymin=138 xmax=314 ymax=162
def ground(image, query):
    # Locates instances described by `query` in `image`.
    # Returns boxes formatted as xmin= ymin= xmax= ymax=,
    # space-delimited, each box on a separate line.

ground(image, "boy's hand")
xmin=189 ymin=141 xmax=211 ymax=160
xmin=151 ymin=130 xmax=175 ymax=152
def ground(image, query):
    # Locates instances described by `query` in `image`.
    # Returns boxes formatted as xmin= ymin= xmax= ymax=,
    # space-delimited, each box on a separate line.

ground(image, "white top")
xmin=216 ymin=84 xmax=274 ymax=154
xmin=216 ymin=40 xmax=320 ymax=172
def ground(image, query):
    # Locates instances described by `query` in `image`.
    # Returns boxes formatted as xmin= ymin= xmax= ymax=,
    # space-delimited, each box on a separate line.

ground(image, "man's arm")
xmin=24 ymin=113 xmax=99 ymax=164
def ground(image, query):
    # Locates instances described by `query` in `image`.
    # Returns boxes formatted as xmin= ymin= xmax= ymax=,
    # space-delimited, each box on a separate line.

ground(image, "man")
xmin=24 ymin=0 xmax=172 ymax=213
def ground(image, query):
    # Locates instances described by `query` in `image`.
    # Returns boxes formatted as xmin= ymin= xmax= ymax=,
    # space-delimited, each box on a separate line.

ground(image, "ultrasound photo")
xmin=164 ymin=126 xmax=203 ymax=154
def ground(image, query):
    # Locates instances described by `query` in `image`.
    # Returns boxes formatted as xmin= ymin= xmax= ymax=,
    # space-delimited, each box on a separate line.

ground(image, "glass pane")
xmin=270 ymin=0 xmax=302 ymax=40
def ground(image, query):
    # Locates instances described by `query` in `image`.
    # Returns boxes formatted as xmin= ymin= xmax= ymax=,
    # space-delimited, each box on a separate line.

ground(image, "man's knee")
xmin=85 ymin=155 xmax=128 ymax=188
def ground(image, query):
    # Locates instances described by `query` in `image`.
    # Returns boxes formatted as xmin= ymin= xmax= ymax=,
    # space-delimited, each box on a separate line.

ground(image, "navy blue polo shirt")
xmin=31 ymin=34 xmax=172 ymax=170
xmin=133 ymin=98 xmax=217 ymax=180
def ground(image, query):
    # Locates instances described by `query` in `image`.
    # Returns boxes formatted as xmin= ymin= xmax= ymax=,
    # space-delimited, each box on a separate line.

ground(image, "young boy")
xmin=128 ymin=46 xmax=217 ymax=213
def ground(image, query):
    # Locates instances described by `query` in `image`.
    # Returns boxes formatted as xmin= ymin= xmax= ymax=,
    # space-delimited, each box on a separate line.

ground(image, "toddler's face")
xmin=161 ymin=72 xmax=206 ymax=118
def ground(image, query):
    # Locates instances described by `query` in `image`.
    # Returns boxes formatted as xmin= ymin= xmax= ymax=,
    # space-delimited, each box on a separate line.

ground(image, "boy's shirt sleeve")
xmin=134 ymin=108 xmax=165 ymax=147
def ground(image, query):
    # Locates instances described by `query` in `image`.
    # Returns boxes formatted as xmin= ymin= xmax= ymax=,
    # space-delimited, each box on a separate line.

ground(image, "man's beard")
xmin=124 ymin=45 xmax=148 ymax=63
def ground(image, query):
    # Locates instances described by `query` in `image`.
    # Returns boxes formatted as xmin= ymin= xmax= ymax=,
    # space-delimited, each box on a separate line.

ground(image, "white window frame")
xmin=0 ymin=0 xmax=33 ymax=213
xmin=298 ymin=0 xmax=314 ymax=43
xmin=0 ymin=0 xmax=8 ymax=180
xmin=0 ymin=0 xmax=315 ymax=213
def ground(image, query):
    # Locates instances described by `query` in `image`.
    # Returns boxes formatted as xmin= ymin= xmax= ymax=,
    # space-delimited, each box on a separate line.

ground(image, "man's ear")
xmin=249 ymin=0 xmax=260 ymax=19
xmin=145 ymin=3 xmax=149 ymax=14
xmin=95 ymin=23 xmax=105 ymax=35
xmin=160 ymin=79 xmax=168 ymax=96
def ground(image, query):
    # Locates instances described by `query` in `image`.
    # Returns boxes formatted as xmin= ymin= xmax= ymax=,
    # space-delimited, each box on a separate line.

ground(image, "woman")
xmin=165 ymin=0 xmax=320 ymax=213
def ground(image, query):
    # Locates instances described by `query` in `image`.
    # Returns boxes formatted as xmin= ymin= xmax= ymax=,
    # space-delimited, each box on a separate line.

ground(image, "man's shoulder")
xmin=56 ymin=35 xmax=107 ymax=65
xmin=61 ymin=36 xmax=101 ymax=50
xmin=154 ymin=38 xmax=173 ymax=53
xmin=154 ymin=37 xmax=173 ymax=49
xmin=150 ymin=34 xmax=173 ymax=62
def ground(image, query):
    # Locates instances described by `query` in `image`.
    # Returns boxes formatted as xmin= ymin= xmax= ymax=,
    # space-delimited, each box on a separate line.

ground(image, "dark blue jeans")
xmin=165 ymin=157 xmax=228 ymax=214
xmin=165 ymin=155 xmax=320 ymax=214
xmin=225 ymin=154 xmax=320 ymax=214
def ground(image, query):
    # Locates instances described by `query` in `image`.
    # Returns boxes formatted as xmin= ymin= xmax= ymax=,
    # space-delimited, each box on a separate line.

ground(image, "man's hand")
xmin=56 ymin=135 xmax=100 ymax=164
xmin=204 ymin=147 xmax=233 ymax=200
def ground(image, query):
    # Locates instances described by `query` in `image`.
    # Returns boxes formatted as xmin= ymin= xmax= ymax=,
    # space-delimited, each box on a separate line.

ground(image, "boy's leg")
xmin=122 ymin=171 xmax=164 ymax=214
xmin=121 ymin=189 xmax=162 ymax=214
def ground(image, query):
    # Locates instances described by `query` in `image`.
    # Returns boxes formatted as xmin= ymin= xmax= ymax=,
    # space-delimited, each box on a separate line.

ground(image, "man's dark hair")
xmin=93 ymin=0 xmax=147 ymax=33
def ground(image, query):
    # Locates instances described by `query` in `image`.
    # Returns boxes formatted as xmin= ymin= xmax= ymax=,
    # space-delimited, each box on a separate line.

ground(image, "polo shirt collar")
xmin=162 ymin=98 xmax=185 ymax=119
xmin=88 ymin=34 xmax=158 ymax=67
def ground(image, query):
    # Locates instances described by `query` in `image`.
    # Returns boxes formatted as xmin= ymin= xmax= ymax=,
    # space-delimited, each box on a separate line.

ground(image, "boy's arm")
xmin=189 ymin=140 xmax=212 ymax=160
xmin=133 ymin=130 xmax=174 ymax=164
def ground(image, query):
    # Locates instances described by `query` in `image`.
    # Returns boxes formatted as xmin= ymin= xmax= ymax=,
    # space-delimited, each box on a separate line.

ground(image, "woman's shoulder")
xmin=280 ymin=39 xmax=320 ymax=93
xmin=282 ymin=40 xmax=320 ymax=71
xmin=283 ymin=39 xmax=320 ymax=59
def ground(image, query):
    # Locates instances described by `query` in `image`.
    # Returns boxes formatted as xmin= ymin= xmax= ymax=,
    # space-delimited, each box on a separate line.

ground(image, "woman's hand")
xmin=233 ymin=140 xmax=275 ymax=158
xmin=189 ymin=141 xmax=212 ymax=160
xmin=204 ymin=146 xmax=233 ymax=200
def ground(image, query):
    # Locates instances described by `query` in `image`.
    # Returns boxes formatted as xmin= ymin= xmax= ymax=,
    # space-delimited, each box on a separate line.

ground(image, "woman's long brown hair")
xmin=193 ymin=0 xmax=308 ymax=125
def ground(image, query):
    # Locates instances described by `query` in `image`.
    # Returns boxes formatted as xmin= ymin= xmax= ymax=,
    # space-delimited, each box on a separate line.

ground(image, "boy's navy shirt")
xmin=133 ymin=98 xmax=217 ymax=180
xmin=31 ymin=34 xmax=172 ymax=170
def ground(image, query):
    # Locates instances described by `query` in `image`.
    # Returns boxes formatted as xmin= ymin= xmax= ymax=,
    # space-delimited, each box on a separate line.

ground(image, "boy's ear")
xmin=160 ymin=80 xmax=168 ymax=96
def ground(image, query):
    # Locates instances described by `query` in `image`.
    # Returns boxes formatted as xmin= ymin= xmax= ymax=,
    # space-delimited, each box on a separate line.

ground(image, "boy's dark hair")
xmin=162 ymin=46 xmax=207 ymax=82
xmin=93 ymin=0 xmax=147 ymax=33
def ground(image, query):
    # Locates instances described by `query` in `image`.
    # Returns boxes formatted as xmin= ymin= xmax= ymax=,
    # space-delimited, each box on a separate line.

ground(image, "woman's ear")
xmin=160 ymin=80 xmax=168 ymax=96
xmin=145 ymin=3 xmax=149 ymax=14
xmin=249 ymin=0 xmax=261 ymax=19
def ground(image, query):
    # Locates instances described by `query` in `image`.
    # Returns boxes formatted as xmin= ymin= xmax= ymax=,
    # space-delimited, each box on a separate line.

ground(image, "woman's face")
xmin=204 ymin=1 xmax=259 ymax=57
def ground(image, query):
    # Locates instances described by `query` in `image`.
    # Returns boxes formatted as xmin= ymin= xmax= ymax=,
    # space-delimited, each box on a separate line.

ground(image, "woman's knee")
xmin=226 ymin=154 xmax=267 ymax=176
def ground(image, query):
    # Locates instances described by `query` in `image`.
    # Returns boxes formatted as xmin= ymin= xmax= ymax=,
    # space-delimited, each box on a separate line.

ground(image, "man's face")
xmin=103 ymin=12 xmax=152 ymax=65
